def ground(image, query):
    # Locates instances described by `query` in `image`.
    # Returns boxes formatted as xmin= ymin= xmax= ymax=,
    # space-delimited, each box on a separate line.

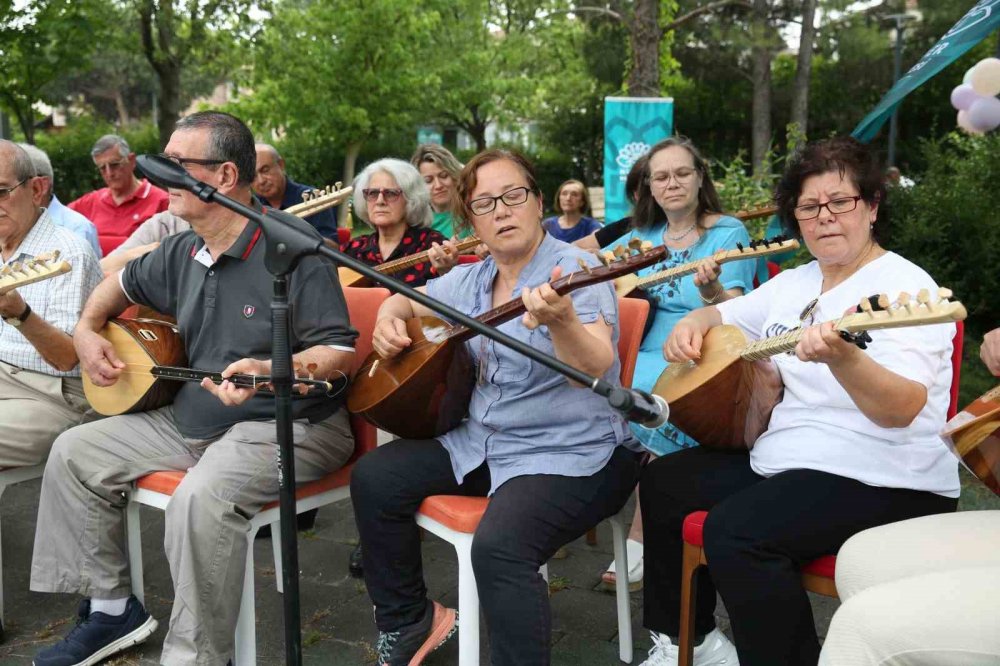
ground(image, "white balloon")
xmin=963 ymin=68 xmax=975 ymax=85
xmin=957 ymin=110 xmax=984 ymax=135
xmin=970 ymin=58 xmax=1000 ymax=97
xmin=968 ymin=96 xmax=1000 ymax=132
xmin=950 ymin=84 xmax=980 ymax=111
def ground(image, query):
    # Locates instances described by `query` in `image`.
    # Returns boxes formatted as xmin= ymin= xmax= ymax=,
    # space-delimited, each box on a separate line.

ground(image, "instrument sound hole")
xmin=138 ymin=329 xmax=159 ymax=342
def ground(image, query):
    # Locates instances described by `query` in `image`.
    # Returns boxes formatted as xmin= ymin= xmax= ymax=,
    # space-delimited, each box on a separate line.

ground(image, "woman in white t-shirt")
xmin=636 ymin=137 xmax=959 ymax=666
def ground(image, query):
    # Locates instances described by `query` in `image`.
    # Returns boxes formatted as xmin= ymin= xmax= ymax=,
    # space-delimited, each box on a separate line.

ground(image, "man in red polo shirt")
xmin=68 ymin=135 xmax=169 ymax=256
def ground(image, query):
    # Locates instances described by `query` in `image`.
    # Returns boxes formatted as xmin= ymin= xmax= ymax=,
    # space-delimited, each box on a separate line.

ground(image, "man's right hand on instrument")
xmin=664 ymin=318 xmax=704 ymax=363
xmin=74 ymin=328 xmax=125 ymax=386
xmin=373 ymin=317 xmax=412 ymax=358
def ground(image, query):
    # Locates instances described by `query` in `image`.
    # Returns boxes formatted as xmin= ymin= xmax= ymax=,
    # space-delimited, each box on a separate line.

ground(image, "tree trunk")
xmin=340 ymin=140 xmax=363 ymax=227
xmin=156 ymin=64 xmax=182 ymax=148
xmin=114 ymin=89 xmax=131 ymax=127
xmin=789 ymin=0 xmax=818 ymax=140
xmin=15 ymin=105 xmax=34 ymax=145
xmin=750 ymin=0 xmax=773 ymax=174
xmin=627 ymin=0 xmax=662 ymax=97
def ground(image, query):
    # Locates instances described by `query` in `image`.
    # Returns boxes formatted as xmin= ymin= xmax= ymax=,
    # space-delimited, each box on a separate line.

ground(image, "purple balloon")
xmin=950 ymin=84 xmax=981 ymax=111
xmin=968 ymin=96 xmax=1000 ymax=132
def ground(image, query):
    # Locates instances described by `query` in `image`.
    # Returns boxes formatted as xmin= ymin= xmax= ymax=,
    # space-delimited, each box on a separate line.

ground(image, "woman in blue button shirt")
xmin=350 ymin=149 xmax=644 ymax=666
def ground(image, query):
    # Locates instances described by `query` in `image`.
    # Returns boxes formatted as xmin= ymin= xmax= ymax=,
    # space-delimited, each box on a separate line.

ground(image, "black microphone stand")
xmin=136 ymin=155 xmax=651 ymax=666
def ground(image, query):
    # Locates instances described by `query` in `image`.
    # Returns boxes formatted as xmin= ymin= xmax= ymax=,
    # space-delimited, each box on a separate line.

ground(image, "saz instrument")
xmin=734 ymin=204 xmax=779 ymax=221
xmin=613 ymin=237 xmax=799 ymax=299
xmin=652 ymin=289 xmax=967 ymax=451
xmin=347 ymin=241 xmax=667 ymax=438
xmin=285 ymin=183 xmax=353 ymax=219
xmin=83 ymin=318 xmax=344 ymax=416
xmin=336 ymin=236 xmax=483 ymax=288
xmin=0 ymin=251 xmax=72 ymax=295
xmin=942 ymin=385 xmax=1000 ymax=497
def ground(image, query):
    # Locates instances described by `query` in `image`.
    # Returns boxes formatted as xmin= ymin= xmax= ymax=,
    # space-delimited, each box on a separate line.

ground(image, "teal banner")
xmin=853 ymin=0 xmax=1000 ymax=142
xmin=603 ymin=97 xmax=674 ymax=221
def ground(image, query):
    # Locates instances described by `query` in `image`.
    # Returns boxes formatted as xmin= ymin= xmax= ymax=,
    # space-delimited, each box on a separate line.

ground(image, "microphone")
xmin=607 ymin=387 xmax=670 ymax=430
xmin=136 ymin=154 xmax=218 ymax=201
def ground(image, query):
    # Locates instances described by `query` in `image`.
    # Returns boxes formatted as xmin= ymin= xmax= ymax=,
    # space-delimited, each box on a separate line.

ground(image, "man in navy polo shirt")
xmin=31 ymin=111 xmax=357 ymax=666
xmin=254 ymin=142 xmax=338 ymax=239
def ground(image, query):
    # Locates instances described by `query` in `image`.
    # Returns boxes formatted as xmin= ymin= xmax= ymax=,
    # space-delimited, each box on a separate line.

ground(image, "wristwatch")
xmin=3 ymin=303 xmax=31 ymax=328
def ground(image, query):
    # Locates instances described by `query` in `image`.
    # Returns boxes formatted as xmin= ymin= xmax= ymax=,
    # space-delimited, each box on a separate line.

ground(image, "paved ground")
xmin=0 ymin=478 xmax=840 ymax=666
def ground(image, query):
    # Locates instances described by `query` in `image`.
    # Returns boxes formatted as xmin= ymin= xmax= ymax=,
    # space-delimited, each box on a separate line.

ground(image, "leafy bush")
xmin=885 ymin=131 xmax=1000 ymax=405
xmin=35 ymin=117 xmax=160 ymax=203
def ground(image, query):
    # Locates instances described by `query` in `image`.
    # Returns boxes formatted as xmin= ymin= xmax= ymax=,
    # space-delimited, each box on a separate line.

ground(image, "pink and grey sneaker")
xmin=376 ymin=600 xmax=458 ymax=666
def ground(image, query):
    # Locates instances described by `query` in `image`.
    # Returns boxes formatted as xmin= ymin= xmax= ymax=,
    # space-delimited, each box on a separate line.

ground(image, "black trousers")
xmin=640 ymin=447 xmax=957 ymax=666
xmin=350 ymin=438 xmax=641 ymax=666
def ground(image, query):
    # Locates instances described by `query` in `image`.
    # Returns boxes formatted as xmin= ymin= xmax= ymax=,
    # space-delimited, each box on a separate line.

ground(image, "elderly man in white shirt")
xmin=0 ymin=140 xmax=102 ymax=466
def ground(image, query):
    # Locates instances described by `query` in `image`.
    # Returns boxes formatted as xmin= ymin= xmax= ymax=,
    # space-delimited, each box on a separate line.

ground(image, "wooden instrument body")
xmin=346 ymin=316 xmax=474 ymax=439
xmin=83 ymin=318 xmax=186 ymax=416
xmin=943 ymin=386 xmax=1000 ymax=497
xmin=652 ymin=325 xmax=782 ymax=450
xmin=338 ymin=266 xmax=370 ymax=288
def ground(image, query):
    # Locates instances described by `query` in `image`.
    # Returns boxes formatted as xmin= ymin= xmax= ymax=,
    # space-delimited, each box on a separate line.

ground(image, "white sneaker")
xmin=638 ymin=629 xmax=739 ymax=666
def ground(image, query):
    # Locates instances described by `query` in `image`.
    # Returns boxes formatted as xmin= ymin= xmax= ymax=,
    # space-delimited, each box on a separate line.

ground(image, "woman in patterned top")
xmin=342 ymin=158 xmax=458 ymax=286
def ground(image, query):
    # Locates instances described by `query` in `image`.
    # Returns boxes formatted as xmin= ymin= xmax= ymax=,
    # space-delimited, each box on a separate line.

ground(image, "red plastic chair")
xmin=414 ymin=297 xmax=650 ymax=665
xmin=125 ymin=286 xmax=388 ymax=665
xmin=457 ymin=254 xmax=481 ymax=265
xmin=677 ymin=320 xmax=965 ymax=666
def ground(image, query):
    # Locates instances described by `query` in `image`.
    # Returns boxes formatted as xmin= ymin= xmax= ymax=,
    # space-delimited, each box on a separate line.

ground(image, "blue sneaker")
xmin=34 ymin=595 xmax=158 ymax=666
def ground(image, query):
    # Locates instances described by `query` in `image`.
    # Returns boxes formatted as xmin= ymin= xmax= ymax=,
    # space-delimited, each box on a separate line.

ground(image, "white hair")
xmin=17 ymin=143 xmax=53 ymax=180
xmin=352 ymin=158 xmax=432 ymax=228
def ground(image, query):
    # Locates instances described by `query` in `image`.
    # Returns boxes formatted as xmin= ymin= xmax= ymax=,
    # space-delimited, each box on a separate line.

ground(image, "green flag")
xmin=852 ymin=0 xmax=1000 ymax=143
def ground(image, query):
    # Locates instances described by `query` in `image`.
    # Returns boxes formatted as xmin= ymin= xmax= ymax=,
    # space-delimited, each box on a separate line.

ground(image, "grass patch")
xmin=548 ymin=575 xmax=571 ymax=594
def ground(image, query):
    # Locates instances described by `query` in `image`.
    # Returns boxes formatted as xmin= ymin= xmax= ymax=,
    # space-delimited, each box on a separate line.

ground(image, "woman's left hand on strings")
xmin=428 ymin=238 xmax=460 ymax=275
xmin=521 ymin=266 xmax=575 ymax=330
xmin=795 ymin=321 xmax=860 ymax=366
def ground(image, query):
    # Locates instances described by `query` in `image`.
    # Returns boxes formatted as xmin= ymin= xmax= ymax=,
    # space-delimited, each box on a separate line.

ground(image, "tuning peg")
xmin=612 ymin=245 xmax=627 ymax=259
xmin=877 ymin=294 xmax=891 ymax=312
xmin=335 ymin=181 xmax=343 ymax=190
xmin=937 ymin=287 xmax=953 ymax=302
xmin=915 ymin=288 xmax=931 ymax=306
xmin=739 ymin=241 xmax=748 ymax=251
xmin=640 ymin=240 xmax=653 ymax=252
xmin=627 ymin=238 xmax=643 ymax=252
xmin=896 ymin=291 xmax=914 ymax=314
xmin=598 ymin=251 xmax=615 ymax=266
xmin=576 ymin=258 xmax=592 ymax=274
xmin=858 ymin=297 xmax=874 ymax=314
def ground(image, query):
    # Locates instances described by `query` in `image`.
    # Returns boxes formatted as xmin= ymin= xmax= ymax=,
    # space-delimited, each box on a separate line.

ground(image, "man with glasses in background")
xmin=68 ymin=134 xmax=169 ymax=256
xmin=254 ymin=143 xmax=339 ymax=239
xmin=30 ymin=111 xmax=357 ymax=665
xmin=0 ymin=140 xmax=102 ymax=478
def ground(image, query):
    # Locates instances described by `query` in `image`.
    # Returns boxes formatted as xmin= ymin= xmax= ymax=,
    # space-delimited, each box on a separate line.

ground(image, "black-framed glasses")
xmin=0 ymin=179 xmax=29 ymax=201
xmin=469 ymin=186 xmax=531 ymax=216
xmin=157 ymin=153 xmax=226 ymax=169
xmin=362 ymin=188 xmax=403 ymax=203
xmin=793 ymin=195 xmax=863 ymax=221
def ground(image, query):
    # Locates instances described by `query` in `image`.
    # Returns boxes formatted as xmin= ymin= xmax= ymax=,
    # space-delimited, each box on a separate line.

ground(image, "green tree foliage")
xmin=234 ymin=0 xmax=441 ymax=191
xmin=0 ymin=0 xmax=108 ymax=143
xmin=884 ymin=132 xmax=1000 ymax=405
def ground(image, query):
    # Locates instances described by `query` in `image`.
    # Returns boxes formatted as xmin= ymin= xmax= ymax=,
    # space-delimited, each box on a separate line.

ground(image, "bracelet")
xmin=698 ymin=284 xmax=724 ymax=304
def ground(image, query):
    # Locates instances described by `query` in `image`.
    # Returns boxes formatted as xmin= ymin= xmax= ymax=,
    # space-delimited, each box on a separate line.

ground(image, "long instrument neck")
xmin=740 ymin=329 xmax=805 ymax=361
xmin=150 ymin=366 xmax=333 ymax=393
xmin=376 ymin=237 xmax=480 ymax=275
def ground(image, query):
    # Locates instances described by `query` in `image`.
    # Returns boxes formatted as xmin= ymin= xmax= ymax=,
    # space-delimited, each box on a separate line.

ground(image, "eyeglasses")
xmin=793 ymin=196 xmax=863 ymax=221
xmin=0 ymin=179 xmax=29 ymax=201
xmin=157 ymin=154 xmax=225 ymax=169
xmin=650 ymin=168 xmax=698 ymax=186
xmin=468 ymin=187 xmax=531 ymax=216
xmin=96 ymin=159 xmax=130 ymax=174
xmin=362 ymin=188 xmax=403 ymax=203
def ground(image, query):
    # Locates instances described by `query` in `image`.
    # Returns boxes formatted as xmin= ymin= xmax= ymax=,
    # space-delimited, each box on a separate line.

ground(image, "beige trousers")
xmin=29 ymin=405 xmax=354 ymax=666
xmin=0 ymin=360 xmax=90 ymax=467
xmin=820 ymin=510 xmax=1000 ymax=666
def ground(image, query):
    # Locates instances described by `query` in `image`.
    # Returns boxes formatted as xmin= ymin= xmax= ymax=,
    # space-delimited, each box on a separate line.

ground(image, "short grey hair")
xmin=91 ymin=134 xmax=131 ymax=159
xmin=0 ymin=140 xmax=37 ymax=181
xmin=17 ymin=143 xmax=53 ymax=180
xmin=352 ymin=158 xmax=432 ymax=228
xmin=176 ymin=111 xmax=256 ymax=186
xmin=255 ymin=142 xmax=282 ymax=161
